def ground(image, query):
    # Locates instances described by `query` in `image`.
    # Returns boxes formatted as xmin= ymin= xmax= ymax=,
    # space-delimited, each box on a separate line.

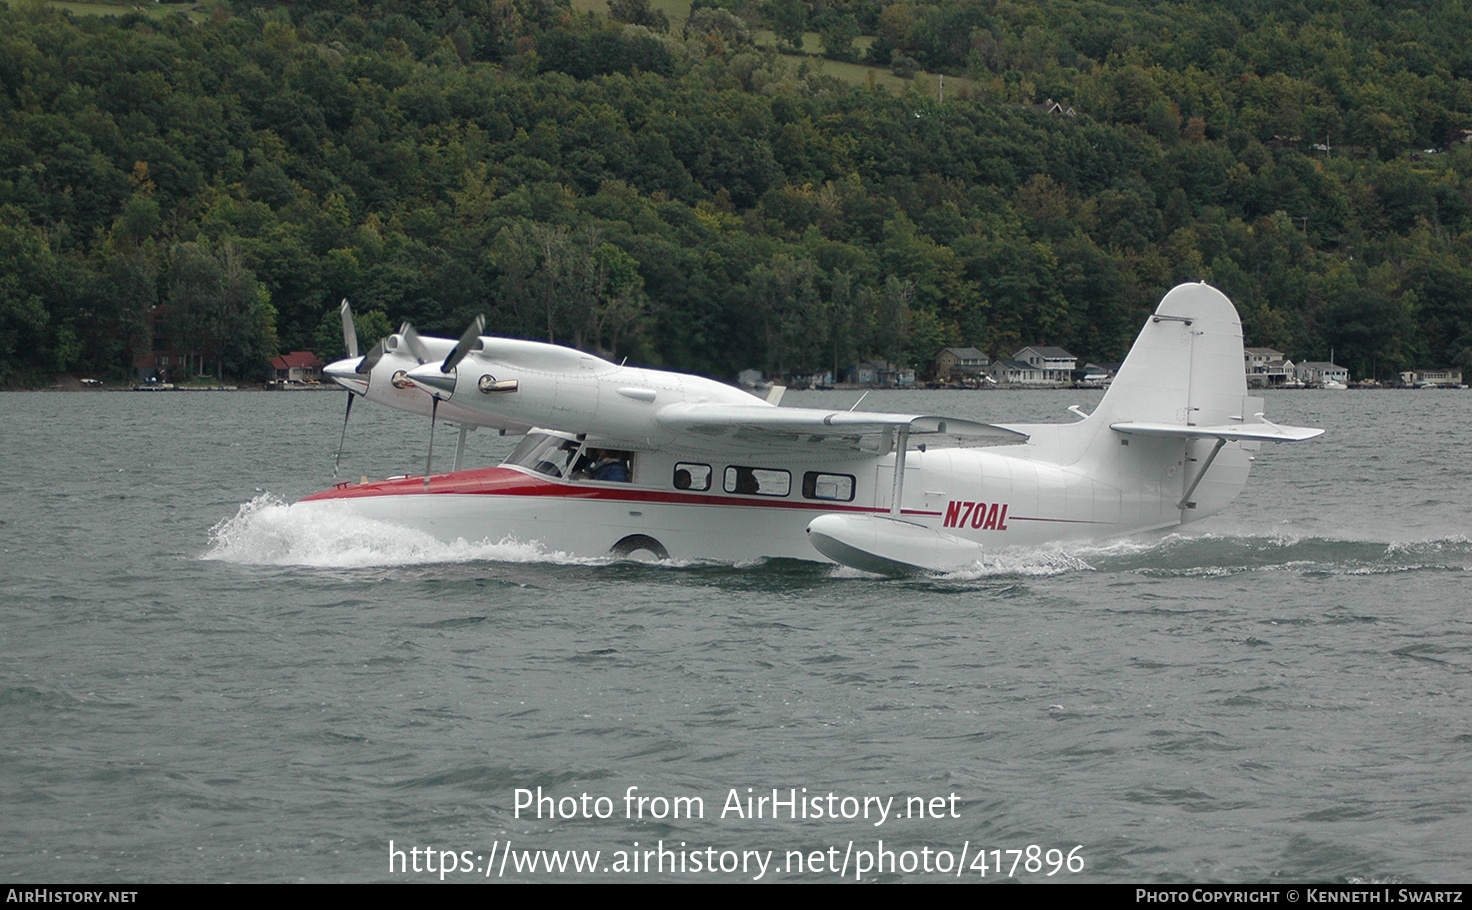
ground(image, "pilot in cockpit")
xmin=587 ymin=448 xmax=631 ymax=482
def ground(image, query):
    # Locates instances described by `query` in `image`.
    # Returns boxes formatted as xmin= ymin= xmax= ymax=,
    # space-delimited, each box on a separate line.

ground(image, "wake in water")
xmin=927 ymin=530 xmax=1472 ymax=581
xmin=203 ymin=493 xmax=590 ymax=568
xmin=206 ymin=494 xmax=1471 ymax=578
xmin=1032 ymin=531 xmax=1471 ymax=578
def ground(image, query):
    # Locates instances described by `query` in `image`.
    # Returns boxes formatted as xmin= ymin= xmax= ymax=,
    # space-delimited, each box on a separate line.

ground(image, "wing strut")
xmin=889 ymin=425 xmax=910 ymax=517
xmin=453 ymin=424 xmax=470 ymax=472
xmin=1178 ymin=437 xmax=1226 ymax=510
xmin=424 ymin=398 xmax=439 ymax=490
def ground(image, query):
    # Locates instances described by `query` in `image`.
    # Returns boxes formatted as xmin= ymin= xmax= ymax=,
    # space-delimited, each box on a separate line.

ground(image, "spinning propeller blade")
xmin=400 ymin=323 xmax=430 ymax=365
xmin=443 ymin=315 xmax=486 ymax=373
xmin=407 ymin=315 xmax=484 ymax=398
xmin=340 ymin=299 xmax=358 ymax=359
xmin=355 ymin=338 xmax=386 ymax=375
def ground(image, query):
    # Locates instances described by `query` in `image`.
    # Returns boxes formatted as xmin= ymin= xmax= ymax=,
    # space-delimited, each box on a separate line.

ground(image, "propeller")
xmin=400 ymin=322 xmax=430 ymax=365
xmin=443 ymin=314 xmax=486 ymax=374
xmin=407 ymin=314 xmax=484 ymax=398
xmin=419 ymin=315 xmax=483 ymax=488
xmin=333 ymin=392 xmax=354 ymax=477
xmin=355 ymin=338 xmax=386 ymax=375
xmin=340 ymin=299 xmax=358 ymax=359
xmin=333 ymin=299 xmax=361 ymax=477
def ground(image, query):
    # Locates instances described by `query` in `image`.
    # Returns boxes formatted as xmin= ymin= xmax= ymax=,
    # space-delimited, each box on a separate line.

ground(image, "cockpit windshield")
xmin=503 ymin=432 xmax=636 ymax=482
xmin=504 ymin=432 xmax=583 ymax=478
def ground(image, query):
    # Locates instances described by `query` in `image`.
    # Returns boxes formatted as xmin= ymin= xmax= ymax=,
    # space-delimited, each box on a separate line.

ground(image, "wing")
xmin=652 ymin=402 xmax=1028 ymax=455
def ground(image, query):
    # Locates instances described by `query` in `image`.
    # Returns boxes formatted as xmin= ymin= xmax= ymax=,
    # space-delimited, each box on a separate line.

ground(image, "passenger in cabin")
xmin=673 ymin=468 xmax=693 ymax=490
xmin=734 ymin=467 xmax=760 ymax=494
xmin=589 ymin=449 xmax=631 ymax=482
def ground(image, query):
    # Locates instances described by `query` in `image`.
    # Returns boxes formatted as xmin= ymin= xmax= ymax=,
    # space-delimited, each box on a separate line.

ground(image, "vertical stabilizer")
xmin=1002 ymin=282 xmax=1257 ymax=527
xmin=1093 ymin=282 xmax=1248 ymax=431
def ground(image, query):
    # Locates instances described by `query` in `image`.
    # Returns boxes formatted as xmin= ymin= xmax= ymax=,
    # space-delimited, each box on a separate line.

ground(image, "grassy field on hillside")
xmin=49 ymin=1 xmax=204 ymax=21
xmin=568 ymin=0 xmax=966 ymax=93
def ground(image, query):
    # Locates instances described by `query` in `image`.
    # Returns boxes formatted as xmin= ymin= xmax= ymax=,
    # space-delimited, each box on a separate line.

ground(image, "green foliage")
xmin=817 ymin=13 xmax=859 ymax=63
xmin=767 ymin=0 xmax=806 ymax=50
xmin=608 ymin=0 xmax=670 ymax=33
xmin=313 ymin=306 xmax=394 ymax=361
xmin=7 ymin=0 xmax=1472 ymax=385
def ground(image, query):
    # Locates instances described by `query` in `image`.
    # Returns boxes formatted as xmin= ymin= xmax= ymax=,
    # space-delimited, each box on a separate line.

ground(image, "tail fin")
xmin=1093 ymin=281 xmax=1249 ymax=431
xmin=1005 ymin=282 xmax=1285 ymax=527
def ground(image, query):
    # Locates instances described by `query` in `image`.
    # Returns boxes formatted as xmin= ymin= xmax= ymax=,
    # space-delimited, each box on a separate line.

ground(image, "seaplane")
xmin=300 ymin=282 xmax=1322 ymax=573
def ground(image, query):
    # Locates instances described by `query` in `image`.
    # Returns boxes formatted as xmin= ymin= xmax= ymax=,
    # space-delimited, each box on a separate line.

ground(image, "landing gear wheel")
xmin=611 ymin=534 xmax=669 ymax=561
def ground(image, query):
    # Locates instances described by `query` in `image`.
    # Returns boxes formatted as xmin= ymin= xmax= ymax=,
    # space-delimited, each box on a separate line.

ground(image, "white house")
xmin=1295 ymin=361 xmax=1349 ymax=386
xmin=1013 ymin=346 xmax=1076 ymax=382
xmin=1400 ymin=368 xmax=1465 ymax=387
xmin=934 ymin=346 xmax=990 ymax=382
xmin=988 ymin=359 xmax=1046 ymax=384
xmin=1245 ymin=347 xmax=1295 ymax=386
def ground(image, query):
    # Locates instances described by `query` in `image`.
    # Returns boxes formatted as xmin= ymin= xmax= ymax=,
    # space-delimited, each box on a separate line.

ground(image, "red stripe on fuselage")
xmin=301 ymin=466 xmax=945 ymax=516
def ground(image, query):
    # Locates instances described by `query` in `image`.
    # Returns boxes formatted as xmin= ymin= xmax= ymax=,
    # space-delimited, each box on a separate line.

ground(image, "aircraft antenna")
xmin=849 ymin=391 xmax=870 ymax=411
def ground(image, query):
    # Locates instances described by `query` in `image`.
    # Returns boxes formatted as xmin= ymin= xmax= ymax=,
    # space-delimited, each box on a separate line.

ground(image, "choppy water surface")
xmin=1 ymin=389 xmax=1467 ymax=882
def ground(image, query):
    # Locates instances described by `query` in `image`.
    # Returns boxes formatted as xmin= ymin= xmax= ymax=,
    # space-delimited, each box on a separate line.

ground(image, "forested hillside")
xmin=3 ymin=0 xmax=1472 ymax=384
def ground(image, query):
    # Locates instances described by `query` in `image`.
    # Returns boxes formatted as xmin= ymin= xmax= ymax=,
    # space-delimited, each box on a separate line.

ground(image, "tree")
xmin=0 ymin=208 xmax=57 ymax=378
xmin=166 ymin=242 xmax=278 ymax=379
xmin=747 ymin=254 xmax=825 ymax=374
xmin=872 ymin=276 xmax=914 ymax=367
xmin=608 ymin=0 xmax=669 ymax=32
xmin=818 ymin=14 xmax=860 ymax=63
xmin=587 ymin=242 xmax=649 ymax=359
xmin=769 ymin=0 xmax=807 ymax=51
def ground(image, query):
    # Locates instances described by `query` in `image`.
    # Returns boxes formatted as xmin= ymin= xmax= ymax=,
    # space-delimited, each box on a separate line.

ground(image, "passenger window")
xmin=673 ymin=463 xmax=711 ymax=491
xmin=723 ymin=466 xmax=791 ymax=497
xmin=803 ymin=472 xmax=855 ymax=502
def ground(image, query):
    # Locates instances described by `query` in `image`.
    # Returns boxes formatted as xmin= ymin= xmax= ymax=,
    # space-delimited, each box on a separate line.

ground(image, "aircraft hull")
xmin=295 ymin=441 xmax=1245 ymax=569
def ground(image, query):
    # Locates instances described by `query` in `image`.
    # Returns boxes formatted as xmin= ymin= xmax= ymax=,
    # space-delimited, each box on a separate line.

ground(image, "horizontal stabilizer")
xmin=1111 ymin=421 xmax=1324 ymax=443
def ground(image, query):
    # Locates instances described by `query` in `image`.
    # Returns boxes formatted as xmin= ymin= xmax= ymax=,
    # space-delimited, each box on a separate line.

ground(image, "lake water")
xmin=1 ymin=388 xmax=1467 ymax=882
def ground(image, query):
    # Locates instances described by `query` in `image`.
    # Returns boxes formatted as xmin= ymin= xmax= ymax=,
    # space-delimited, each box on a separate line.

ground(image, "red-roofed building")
xmin=271 ymin=351 xmax=325 ymax=383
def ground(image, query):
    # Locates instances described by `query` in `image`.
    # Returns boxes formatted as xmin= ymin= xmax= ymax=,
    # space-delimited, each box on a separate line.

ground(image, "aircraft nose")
xmin=323 ymin=357 xmax=368 ymax=392
xmin=406 ymin=362 xmax=457 ymax=398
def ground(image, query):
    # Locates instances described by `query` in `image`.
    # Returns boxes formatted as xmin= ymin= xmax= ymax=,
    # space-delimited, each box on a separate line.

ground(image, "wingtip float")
xmin=304 ymin=283 xmax=1321 ymax=573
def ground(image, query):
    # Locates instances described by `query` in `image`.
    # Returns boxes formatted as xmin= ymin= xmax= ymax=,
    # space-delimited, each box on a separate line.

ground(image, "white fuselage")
xmin=305 ymin=283 xmax=1310 ymax=572
xmin=298 ymin=426 xmax=1252 ymax=565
